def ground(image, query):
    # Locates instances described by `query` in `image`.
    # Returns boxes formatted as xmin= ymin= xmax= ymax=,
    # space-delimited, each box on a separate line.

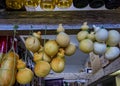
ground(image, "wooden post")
xmin=116 ymin=75 xmax=120 ymax=86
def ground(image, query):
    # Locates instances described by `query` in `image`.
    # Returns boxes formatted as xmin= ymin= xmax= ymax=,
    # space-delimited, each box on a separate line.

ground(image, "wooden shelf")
xmin=104 ymin=58 xmax=120 ymax=76
xmin=87 ymin=57 xmax=120 ymax=86
xmin=25 ymin=4 xmax=107 ymax=11
xmin=0 ymin=9 xmax=120 ymax=35
xmin=0 ymin=10 xmax=120 ymax=25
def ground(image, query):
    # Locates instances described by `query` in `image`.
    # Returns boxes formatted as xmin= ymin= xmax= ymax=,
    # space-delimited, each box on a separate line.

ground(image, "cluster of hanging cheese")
xmin=25 ymin=24 xmax=76 ymax=79
xmin=0 ymin=52 xmax=19 ymax=86
xmin=25 ymin=31 xmax=51 ymax=78
xmin=0 ymin=51 xmax=34 ymax=86
xmin=56 ymin=24 xmax=76 ymax=56
xmin=16 ymin=59 xmax=34 ymax=84
xmin=0 ymin=25 xmax=34 ymax=86
xmin=77 ymin=22 xmax=120 ymax=60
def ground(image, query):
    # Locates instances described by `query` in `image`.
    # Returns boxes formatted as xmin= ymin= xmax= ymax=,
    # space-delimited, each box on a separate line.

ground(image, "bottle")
xmin=6 ymin=0 xmax=24 ymax=10
xmin=104 ymin=0 xmax=120 ymax=9
xmin=0 ymin=0 xmax=6 ymax=11
xmin=56 ymin=0 xmax=72 ymax=9
xmin=88 ymin=0 xmax=104 ymax=8
xmin=73 ymin=0 xmax=88 ymax=8
xmin=24 ymin=0 xmax=39 ymax=8
xmin=40 ymin=0 xmax=56 ymax=11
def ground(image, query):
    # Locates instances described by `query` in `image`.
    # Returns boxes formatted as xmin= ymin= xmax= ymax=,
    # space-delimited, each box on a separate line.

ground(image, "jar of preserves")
xmin=104 ymin=0 xmax=120 ymax=9
xmin=73 ymin=0 xmax=88 ymax=8
xmin=6 ymin=0 xmax=24 ymax=9
xmin=56 ymin=0 xmax=72 ymax=8
xmin=88 ymin=0 xmax=104 ymax=8
xmin=0 ymin=0 xmax=6 ymax=11
xmin=40 ymin=0 xmax=56 ymax=11
xmin=24 ymin=0 xmax=40 ymax=8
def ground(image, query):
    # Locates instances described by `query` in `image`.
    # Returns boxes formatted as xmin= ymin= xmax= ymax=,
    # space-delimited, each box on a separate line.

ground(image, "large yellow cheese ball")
xmin=16 ymin=68 xmax=33 ymax=84
xmin=34 ymin=61 xmax=51 ymax=77
xmin=79 ymin=39 xmax=93 ymax=53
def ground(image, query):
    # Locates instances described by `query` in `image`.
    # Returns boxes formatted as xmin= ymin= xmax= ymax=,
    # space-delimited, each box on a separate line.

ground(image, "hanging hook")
xmin=11 ymin=24 xmax=19 ymax=51
xmin=42 ymin=25 xmax=47 ymax=60
xmin=29 ymin=25 xmax=34 ymax=35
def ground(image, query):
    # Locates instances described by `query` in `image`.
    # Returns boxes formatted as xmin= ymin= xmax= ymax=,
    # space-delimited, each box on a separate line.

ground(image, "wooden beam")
xmin=116 ymin=75 xmax=120 ymax=86
xmin=0 ymin=10 xmax=120 ymax=35
xmin=87 ymin=57 xmax=120 ymax=86
xmin=0 ymin=10 xmax=120 ymax=29
xmin=46 ymin=72 xmax=89 ymax=80
xmin=0 ymin=10 xmax=120 ymax=24
xmin=87 ymin=69 xmax=105 ymax=85
xmin=0 ymin=29 xmax=81 ymax=36
xmin=104 ymin=57 xmax=120 ymax=76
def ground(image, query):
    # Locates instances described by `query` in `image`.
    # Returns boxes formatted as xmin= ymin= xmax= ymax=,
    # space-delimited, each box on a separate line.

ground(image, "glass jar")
xmin=0 ymin=0 xmax=6 ymax=11
xmin=73 ymin=0 xmax=88 ymax=8
xmin=24 ymin=0 xmax=40 ymax=8
xmin=104 ymin=0 xmax=120 ymax=9
xmin=56 ymin=0 xmax=72 ymax=8
xmin=88 ymin=0 xmax=104 ymax=8
xmin=6 ymin=0 xmax=24 ymax=9
xmin=40 ymin=0 xmax=56 ymax=11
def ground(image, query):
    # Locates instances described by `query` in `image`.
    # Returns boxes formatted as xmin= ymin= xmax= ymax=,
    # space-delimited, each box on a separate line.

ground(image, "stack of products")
xmin=3 ymin=0 xmax=120 ymax=11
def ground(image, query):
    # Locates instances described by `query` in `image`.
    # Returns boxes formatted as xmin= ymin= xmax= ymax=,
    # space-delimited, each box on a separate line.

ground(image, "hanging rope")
xmin=42 ymin=25 xmax=47 ymax=60
xmin=29 ymin=25 xmax=34 ymax=36
xmin=9 ymin=24 xmax=18 ymax=86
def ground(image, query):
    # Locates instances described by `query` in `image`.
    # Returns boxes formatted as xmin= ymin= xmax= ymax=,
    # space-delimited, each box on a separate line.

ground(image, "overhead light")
xmin=110 ymin=70 xmax=120 ymax=76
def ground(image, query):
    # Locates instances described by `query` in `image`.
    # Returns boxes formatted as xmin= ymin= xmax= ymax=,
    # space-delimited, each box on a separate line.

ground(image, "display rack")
xmin=0 ymin=5 xmax=120 ymax=86
xmin=25 ymin=4 xmax=107 ymax=11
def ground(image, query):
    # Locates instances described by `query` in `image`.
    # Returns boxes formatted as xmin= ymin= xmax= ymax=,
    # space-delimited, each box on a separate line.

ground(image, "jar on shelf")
xmin=104 ymin=0 xmax=120 ymax=9
xmin=6 ymin=0 xmax=24 ymax=10
xmin=40 ymin=0 xmax=56 ymax=11
xmin=24 ymin=0 xmax=40 ymax=8
xmin=73 ymin=0 xmax=88 ymax=8
xmin=56 ymin=0 xmax=72 ymax=9
xmin=0 ymin=0 xmax=6 ymax=11
xmin=88 ymin=0 xmax=104 ymax=8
